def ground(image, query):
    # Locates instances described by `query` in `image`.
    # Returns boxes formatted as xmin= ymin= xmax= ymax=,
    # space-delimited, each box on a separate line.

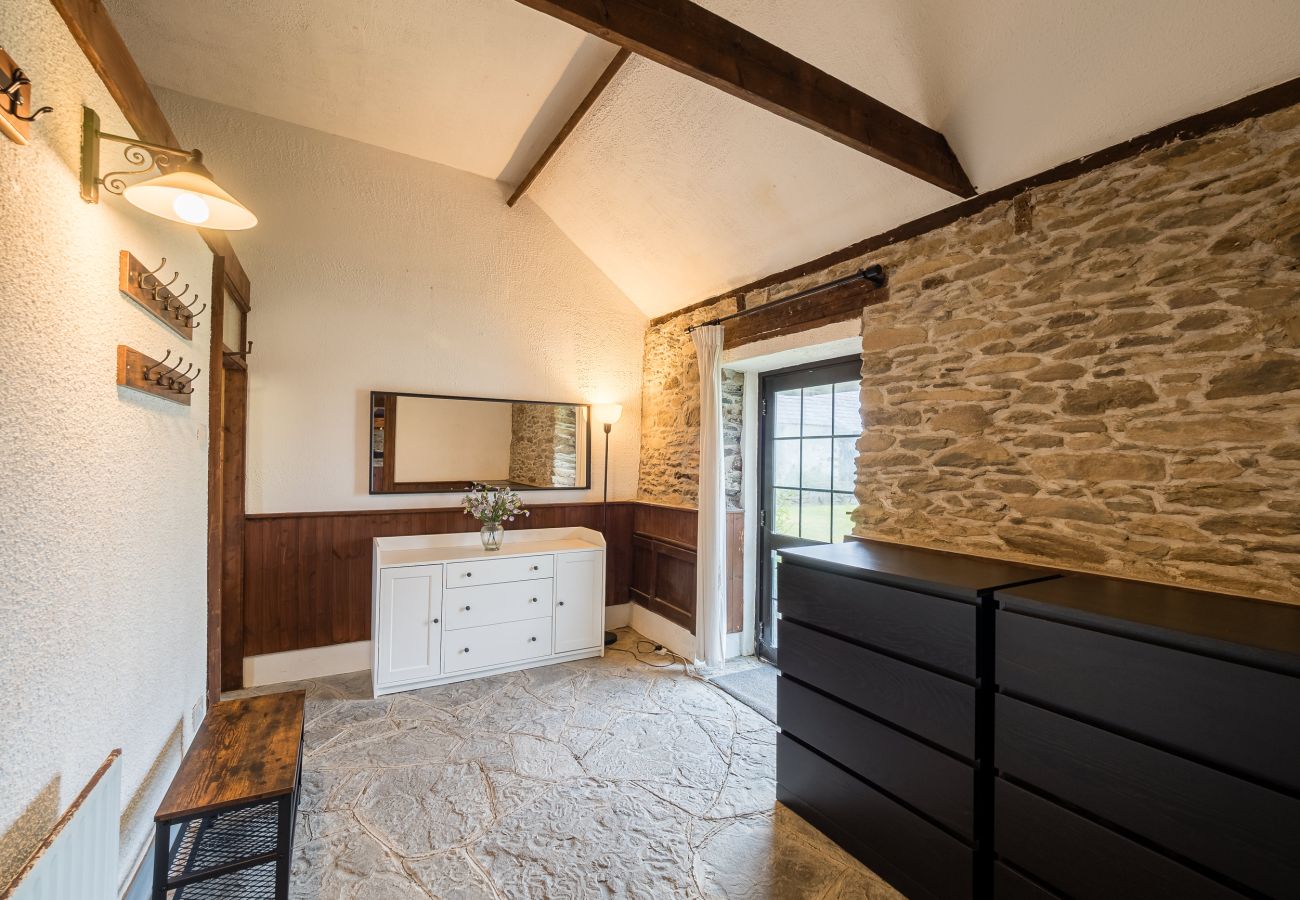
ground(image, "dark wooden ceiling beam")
xmin=509 ymin=48 xmax=632 ymax=207
xmin=512 ymin=0 xmax=975 ymax=197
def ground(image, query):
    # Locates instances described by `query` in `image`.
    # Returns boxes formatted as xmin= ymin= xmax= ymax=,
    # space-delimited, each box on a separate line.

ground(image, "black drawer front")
xmin=998 ymin=611 xmax=1300 ymax=793
xmin=777 ymin=734 xmax=973 ymax=900
xmin=779 ymin=676 xmax=975 ymax=838
xmin=996 ymin=696 xmax=1300 ymax=899
xmin=996 ymin=778 xmax=1246 ymax=900
xmin=993 ymin=863 xmax=1061 ymax=900
xmin=780 ymin=562 xmax=977 ymax=677
xmin=779 ymin=620 xmax=975 ymax=758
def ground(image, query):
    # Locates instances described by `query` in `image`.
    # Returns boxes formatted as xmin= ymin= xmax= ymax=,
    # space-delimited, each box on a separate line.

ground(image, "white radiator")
xmin=0 ymin=750 xmax=120 ymax=900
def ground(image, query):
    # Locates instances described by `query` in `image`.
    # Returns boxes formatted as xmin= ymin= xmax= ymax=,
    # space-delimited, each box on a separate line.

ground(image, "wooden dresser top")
xmin=780 ymin=539 xmax=1057 ymax=601
xmin=999 ymin=576 xmax=1300 ymax=674
xmin=156 ymin=690 xmax=305 ymax=821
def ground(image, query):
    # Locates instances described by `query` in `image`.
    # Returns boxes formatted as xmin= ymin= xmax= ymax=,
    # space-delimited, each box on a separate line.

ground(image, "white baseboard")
xmin=606 ymin=602 xmax=632 ymax=628
xmin=627 ymin=606 xmax=749 ymax=662
xmin=243 ymin=640 xmax=371 ymax=687
xmin=630 ymin=605 xmax=695 ymax=659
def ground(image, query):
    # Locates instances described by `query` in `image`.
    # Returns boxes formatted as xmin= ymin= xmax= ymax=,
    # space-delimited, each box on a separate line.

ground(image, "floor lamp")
xmin=592 ymin=404 xmax=622 ymax=647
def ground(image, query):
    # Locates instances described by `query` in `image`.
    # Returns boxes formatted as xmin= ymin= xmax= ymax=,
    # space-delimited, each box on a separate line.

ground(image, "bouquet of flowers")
xmin=462 ymin=484 xmax=530 ymax=525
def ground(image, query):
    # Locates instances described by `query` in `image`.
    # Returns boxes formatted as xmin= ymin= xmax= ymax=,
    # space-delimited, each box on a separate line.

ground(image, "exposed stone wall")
xmin=638 ymin=302 xmax=746 ymax=509
xmin=508 ymin=403 xmax=579 ymax=488
xmin=637 ymin=102 xmax=1300 ymax=603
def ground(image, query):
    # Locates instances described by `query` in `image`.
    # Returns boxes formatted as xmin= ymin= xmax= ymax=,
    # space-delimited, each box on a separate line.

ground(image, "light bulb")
xmin=172 ymin=192 xmax=211 ymax=225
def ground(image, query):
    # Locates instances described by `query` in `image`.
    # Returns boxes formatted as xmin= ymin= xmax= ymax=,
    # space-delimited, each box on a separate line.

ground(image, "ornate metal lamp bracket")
xmin=80 ymin=106 xmax=201 ymax=204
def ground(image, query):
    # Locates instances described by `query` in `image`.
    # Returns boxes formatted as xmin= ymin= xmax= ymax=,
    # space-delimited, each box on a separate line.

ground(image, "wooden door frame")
xmin=207 ymin=254 xmax=252 ymax=703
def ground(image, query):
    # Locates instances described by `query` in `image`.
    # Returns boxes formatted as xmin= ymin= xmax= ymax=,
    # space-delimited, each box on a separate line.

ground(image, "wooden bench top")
xmin=156 ymin=690 xmax=305 ymax=821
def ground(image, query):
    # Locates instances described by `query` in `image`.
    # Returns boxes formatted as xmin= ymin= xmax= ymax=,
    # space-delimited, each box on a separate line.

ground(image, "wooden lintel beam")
xmin=512 ymin=0 xmax=975 ymax=197
xmin=508 ymin=48 xmax=632 ymax=206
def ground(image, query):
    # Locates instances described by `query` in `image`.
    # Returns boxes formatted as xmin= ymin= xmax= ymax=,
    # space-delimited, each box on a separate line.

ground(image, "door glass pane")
xmin=800 ymin=491 xmax=832 ymax=542
xmin=773 ymin=488 xmax=800 ymax=537
xmin=801 ymin=438 xmax=832 ymax=490
xmin=833 ymin=437 xmax=856 ymax=492
xmin=832 ymin=492 xmax=856 ymax=543
xmin=774 ymin=389 xmax=801 ymax=438
xmin=222 ymin=290 xmax=241 ymax=352
xmin=833 ymin=381 xmax=861 ymax=435
xmin=773 ymin=439 xmax=800 ymax=489
xmin=802 ymin=384 xmax=832 ymax=436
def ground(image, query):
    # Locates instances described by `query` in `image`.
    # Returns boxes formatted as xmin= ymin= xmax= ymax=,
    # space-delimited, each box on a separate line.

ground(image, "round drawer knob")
xmin=433 ymin=618 xmax=440 ymax=624
xmin=465 ymin=572 xmax=473 ymax=578
xmin=558 ymin=601 xmax=565 ymax=607
xmin=530 ymin=565 xmax=539 ymax=571
xmin=464 ymin=605 xmax=472 ymax=611
xmin=530 ymin=637 xmax=537 ymax=642
xmin=463 ymin=647 xmax=470 ymax=653
xmin=530 ymin=597 xmax=538 ymax=603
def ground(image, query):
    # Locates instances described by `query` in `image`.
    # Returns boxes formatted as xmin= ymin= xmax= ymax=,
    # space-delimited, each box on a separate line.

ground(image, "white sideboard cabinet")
xmin=372 ymin=527 xmax=606 ymax=696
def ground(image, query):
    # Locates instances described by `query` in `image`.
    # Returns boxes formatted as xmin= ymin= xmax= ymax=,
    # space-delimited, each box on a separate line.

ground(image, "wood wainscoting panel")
xmin=241 ymin=500 xmax=743 ymax=667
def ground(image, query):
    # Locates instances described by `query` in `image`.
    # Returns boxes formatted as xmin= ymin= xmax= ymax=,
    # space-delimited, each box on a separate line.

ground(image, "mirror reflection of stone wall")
xmin=508 ymin=403 xmax=579 ymax=488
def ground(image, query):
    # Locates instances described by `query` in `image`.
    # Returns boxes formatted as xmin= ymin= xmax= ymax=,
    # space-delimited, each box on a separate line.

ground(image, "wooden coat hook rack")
xmin=119 ymin=252 xmax=205 ymax=340
xmin=1 ymin=49 xmax=53 ymax=146
xmin=117 ymin=346 xmax=202 ymax=406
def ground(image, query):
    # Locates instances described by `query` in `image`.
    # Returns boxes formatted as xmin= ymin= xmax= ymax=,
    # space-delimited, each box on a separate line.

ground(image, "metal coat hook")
xmin=178 ymin=368 xmax=201 ymax=394
xmin=2 ymin=68 xmax=52 ymax=123
xmin=153 ymin=354 xmax=183 ymax=385
xmin=145 ymin=350 xmax=172 ymax=381
xmin=224 ymin=340 xmax=253 ymax=361
xmin=188 ymin=302 xmax=207 ymax=328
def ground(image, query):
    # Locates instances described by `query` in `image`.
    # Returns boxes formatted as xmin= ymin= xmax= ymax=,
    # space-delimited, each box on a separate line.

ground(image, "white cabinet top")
xmin=374 ymin=526 xmax=605 ymax=568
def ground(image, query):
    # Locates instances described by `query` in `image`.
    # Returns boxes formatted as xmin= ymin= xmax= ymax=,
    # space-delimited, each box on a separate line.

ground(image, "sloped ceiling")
xmin=107 ymin=0 xmax=1300 ymax=317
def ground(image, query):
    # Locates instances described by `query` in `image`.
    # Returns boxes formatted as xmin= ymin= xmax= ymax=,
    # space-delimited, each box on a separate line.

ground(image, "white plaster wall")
xmin=154 ymin=90 xmax=646 ymax=514
xmin=393 ymin=396 xmax=514 ymax=483
xmin=0 ymin=0 xmax=212 ymax=889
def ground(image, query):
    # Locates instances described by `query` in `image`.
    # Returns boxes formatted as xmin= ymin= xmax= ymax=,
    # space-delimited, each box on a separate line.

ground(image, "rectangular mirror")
xmin=370 ymin=392 xmax=590 ymax=494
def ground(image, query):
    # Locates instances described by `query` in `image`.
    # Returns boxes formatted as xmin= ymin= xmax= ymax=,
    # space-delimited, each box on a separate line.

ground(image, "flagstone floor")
xmin=230 ymin=629 xmax=901 ymax=900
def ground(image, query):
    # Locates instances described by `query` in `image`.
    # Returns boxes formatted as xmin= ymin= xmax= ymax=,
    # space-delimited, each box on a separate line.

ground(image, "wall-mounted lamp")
xmin=79 ymin=107 xmax=257 ymax=230
xmin=592 ymin=403 xmax=623 ymax=647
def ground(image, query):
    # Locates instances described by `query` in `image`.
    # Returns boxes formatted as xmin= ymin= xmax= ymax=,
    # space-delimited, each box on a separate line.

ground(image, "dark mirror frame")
xmin=369 ymin=390 xmax=592 ymax=495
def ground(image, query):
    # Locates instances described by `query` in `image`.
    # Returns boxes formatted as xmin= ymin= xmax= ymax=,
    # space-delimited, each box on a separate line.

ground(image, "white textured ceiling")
xmin=108 ymin=0 xmax=1300 ymax=317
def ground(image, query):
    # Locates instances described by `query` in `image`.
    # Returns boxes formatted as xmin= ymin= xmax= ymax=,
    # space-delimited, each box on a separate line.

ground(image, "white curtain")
xmin=692 ymin=325 xmax=727 ymax=667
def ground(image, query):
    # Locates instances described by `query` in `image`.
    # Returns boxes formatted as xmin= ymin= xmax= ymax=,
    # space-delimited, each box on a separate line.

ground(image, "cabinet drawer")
xmin=996 ymin=778 xmax=1245 ymax=900
xmin=996 ymin=696 xmax=1300 ymax=899
xmin=778 ymin=735 xmax=973 ymax=900
xmin=993 ymin=864 xmax=1061 ymax=900
xmin=780 ymin=621 xmax=975 ymax=758
xmin=446 ymin=554 xmax=553 ymax=588
xmin=779 ymin=677 xmax=974 ymax=838
xmin=442 ymin=618 xmax=553 ymax=674
xmin=443 ymin=578 xmax=553 ymax=631
xmin=780 ymin=562 xmax=977 ymax=677
xmin=998 ymin=610 xmax=1300 ymax=792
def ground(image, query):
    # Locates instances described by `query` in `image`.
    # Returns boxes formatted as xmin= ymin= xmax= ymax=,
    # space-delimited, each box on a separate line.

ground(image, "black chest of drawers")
xmin=994 ymin=575 xmax=1300 ymax=900
xmin=775 ymin=540 xmax=1056 ymax=900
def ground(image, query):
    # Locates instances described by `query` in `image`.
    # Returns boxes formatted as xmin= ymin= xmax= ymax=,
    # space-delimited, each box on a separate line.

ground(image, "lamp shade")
xmin=592 ymin=403 xmax=623 ymax=426
xmin=122 ymin=169 xmax=257 ymax=230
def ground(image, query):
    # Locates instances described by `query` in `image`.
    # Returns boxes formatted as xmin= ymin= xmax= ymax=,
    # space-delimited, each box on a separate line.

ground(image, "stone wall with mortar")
xmin=638 ymin=101 xmax=1300 ymax=602
xmin=638 ymin=302 xmax=746 ymax=509
xmin=508 ymin=403 xmax=579 ymax=487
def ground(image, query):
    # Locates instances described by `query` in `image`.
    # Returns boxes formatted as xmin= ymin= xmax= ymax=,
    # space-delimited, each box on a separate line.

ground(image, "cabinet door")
xmin=554 ymin=551 xmax=604 ymax=653
xmin=377 ymin=565 xmax=443 ymax=684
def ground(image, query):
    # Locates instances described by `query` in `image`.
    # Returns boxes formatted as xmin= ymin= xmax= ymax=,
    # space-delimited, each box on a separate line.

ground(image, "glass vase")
xmin=480 ymin=522 xmax=504 ymax=551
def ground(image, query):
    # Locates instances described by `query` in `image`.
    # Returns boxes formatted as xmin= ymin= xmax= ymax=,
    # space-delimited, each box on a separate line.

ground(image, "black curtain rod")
xmin=685 ymin=264 xmax=887 ymax=333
